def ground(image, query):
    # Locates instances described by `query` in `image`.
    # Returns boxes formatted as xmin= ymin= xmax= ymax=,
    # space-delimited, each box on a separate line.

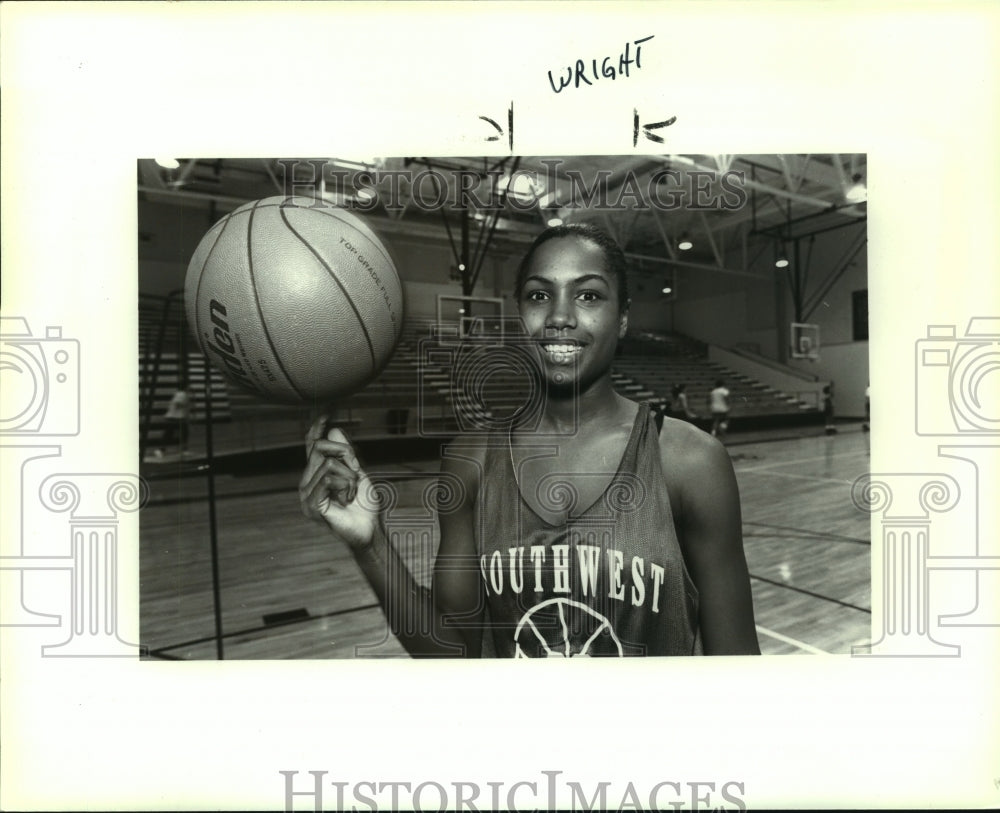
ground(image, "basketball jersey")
xmin=475 ymin=407 xmax=701 ymax=657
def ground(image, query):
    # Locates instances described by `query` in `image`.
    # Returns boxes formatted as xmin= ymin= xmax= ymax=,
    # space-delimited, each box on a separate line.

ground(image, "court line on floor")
xmin=735 ymin=449 xmax=870 ymax=472
xmin=146 ymin=602 xmax=383 ymax=657
xmin=743 ymin=520 xmax=870 ymax=545
xmin=743 ymin=531 xmax=871 ymax=547
xmin=750 ymin=573 xmax=871 ymax=614
xmin=755 ymin=624 xmax=830 ymax=655
xmin=739 ymin=469 xmax=854 ymax=484
xmin=145 ymin=470 xmax=441 ymax=508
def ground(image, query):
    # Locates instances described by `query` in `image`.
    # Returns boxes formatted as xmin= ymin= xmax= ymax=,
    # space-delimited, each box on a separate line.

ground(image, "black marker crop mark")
xmin=480 ymin=116 xmax=502 ymax=142
xmin=633 ymin=109 xmax=677 ymax=146
xmin=479 ymin=102 xmax=514 ymax=150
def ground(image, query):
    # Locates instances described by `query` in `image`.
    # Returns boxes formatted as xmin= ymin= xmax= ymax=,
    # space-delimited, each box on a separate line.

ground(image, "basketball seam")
xmin=301 ymin=204 xmax=402 ymax=341
xmin=278 ymin=206 xmax=378 ymax=370
xmin=191 ymin=210 xmax=236 ymax=360
xmin=206 ymin=201 xmax=399 ymax=330
xmin=304 ymin=205 xmax=396 ymax=268
xmin=212 ymin=199 xmax=328 ymax=218
xmin=246 ymin=201 xmax=311 ymax=401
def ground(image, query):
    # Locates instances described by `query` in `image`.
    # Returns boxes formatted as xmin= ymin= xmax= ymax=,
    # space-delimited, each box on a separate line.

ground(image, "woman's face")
xmin=517 ymin=236 xmax=628 ymax=391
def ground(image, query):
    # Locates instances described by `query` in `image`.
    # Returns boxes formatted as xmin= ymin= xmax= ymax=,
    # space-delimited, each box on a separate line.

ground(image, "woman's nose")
xmin=545 ymin=295 xmax=576 ymax=330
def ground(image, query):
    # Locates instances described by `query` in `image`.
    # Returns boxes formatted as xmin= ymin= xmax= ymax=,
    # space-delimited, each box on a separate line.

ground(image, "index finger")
xmin=306 ymin=414 xmax=331 ymax=443
xmin=305 ymin=414 xmax=336 ymax=462
xmin=323 ymin=426 xmax=362 ymax=471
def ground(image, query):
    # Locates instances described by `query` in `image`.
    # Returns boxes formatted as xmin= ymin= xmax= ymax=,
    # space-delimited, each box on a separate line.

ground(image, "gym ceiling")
xmin=138 ymin=154 xmax=867 ymax=281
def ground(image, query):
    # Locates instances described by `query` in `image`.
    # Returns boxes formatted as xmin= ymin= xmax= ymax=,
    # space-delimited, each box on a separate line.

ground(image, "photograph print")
xmin=137 ymin=153 xmax=870 ymax=660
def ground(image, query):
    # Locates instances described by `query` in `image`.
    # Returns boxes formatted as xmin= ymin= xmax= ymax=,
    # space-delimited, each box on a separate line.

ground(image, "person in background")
xmin=670 ymin=383 xmax=697 ymax=422
xmin=708 ymin=379 xmax=730 ymax=440
xmin=862 ymin=382 xmax=870 ymax=432
xmin=822 ymin=383 xmax=837 ymax=435
xmin=157 ymin=382 xmax=191 ymax=457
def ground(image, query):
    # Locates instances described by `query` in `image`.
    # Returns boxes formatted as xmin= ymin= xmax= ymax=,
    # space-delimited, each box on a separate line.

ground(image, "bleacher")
xmin=328 ymin=318 xmax=537 ymax=437
xmin=139 ymin=294 xmax=231 ymax=455
xmin=140 ymin=298 xmax=818 ymax=459
xmin=611 ymin=330 xmax=817 ymax=426
xmin=219 ymin=317 xmax=463 ymax=439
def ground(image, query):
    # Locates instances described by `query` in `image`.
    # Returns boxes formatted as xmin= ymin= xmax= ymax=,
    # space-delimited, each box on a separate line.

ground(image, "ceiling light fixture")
xmin=775 ymin=258 xmax=789 ymax=269
xmin=498 ymin=173 xmax=543 ymax=203
xmin=845 ymin=173 xmax=867 ymax=203
xmin=678 ymin=233 xmax=693 ymax=251
xmin=547 ymin=217 xmax=563 ymax=227
xmin=154 ymin=157 xmax=180 ymax=170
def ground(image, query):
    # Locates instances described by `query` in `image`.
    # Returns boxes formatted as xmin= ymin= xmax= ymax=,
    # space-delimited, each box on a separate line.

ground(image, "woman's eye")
xmin=578 ymin=290 xmax=602 ymax=302
xmin=524 ymin=290 xmax=548 ymax=302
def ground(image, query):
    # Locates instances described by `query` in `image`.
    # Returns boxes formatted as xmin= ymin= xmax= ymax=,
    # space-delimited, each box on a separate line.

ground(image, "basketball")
xmin=184 ymin=196 xmax=403 ymax=404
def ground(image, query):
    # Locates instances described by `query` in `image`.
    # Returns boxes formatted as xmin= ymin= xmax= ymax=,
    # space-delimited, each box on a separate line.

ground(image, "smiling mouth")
xmin=540 ymin=343 xmax=583 ymax=363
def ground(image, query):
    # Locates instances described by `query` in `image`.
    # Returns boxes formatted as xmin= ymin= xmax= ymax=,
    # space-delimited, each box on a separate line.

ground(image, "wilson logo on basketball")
xmin=204 ymin=299 xmax=266 ymax=395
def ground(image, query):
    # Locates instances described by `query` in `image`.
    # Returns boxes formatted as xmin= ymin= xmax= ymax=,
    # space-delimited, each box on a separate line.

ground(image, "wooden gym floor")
xmin=139 ymin=424 xmax=871 ymax=658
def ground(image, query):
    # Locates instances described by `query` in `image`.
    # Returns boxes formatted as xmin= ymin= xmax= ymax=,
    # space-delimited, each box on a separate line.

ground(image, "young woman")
xmin=708 ymin=379 xmax=731 ymax=440
xmin=669 ymin=383 xmax=697 ymax=421
xmin=300 ymin=224 xmax=759 ymax=657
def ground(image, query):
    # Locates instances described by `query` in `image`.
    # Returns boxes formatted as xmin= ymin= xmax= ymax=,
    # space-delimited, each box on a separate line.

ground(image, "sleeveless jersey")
xmin=475 ymin=407 xmax=701 ymax=657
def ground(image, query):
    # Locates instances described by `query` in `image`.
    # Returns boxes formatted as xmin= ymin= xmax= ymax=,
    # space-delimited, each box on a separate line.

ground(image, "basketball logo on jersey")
xmin=513 ymin=597 xmax=623 ymax=657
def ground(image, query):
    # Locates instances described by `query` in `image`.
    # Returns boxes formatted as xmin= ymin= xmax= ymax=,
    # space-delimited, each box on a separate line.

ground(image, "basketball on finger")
xmin=184 ymin=196 xmax=404 ymax=404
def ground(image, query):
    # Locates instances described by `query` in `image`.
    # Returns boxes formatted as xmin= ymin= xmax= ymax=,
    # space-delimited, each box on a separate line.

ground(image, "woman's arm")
xmin=431 ymin=445 xmax=486 ymax=657
xmin=661 ymin=425 xmax=760 ymax=655
xmin=299 ymin=419 xmax=483 ymax=657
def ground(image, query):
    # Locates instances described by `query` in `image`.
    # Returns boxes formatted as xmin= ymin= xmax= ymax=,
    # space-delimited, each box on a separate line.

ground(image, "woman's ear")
xmin=618 ymin=302 xmax=630 ymax=338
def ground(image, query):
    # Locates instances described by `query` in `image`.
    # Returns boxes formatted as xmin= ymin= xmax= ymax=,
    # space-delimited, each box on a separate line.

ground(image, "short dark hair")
xmin=515 ymin=222 xmax=630 ymax=314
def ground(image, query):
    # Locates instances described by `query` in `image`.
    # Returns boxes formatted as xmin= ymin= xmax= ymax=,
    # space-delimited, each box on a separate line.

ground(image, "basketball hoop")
xmin=790 ymin=322 xmax=820 ymax=361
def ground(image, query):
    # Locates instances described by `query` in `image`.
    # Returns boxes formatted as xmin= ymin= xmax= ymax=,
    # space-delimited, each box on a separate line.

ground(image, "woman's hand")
xmin=299 ymin=417 xmax=378 ymax=550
